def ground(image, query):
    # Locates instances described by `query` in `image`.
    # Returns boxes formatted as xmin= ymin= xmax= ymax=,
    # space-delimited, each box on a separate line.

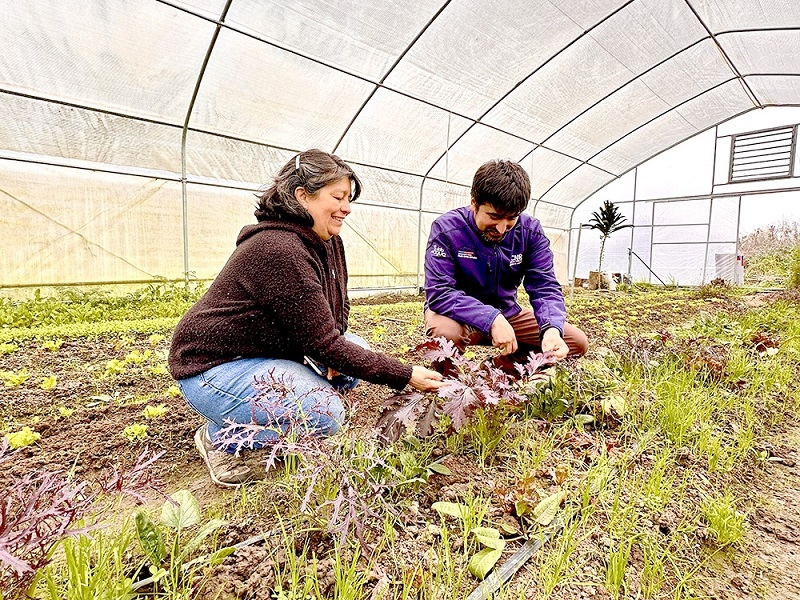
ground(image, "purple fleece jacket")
xmin=424 ymin=206 xmax=566 ymax=339
xmin=169 ymin=220 xmax=413 ymax=390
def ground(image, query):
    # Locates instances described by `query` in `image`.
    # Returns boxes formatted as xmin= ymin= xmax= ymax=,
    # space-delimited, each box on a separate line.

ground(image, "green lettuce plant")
xmin=133 ymin=490 xmax=233 ymax=595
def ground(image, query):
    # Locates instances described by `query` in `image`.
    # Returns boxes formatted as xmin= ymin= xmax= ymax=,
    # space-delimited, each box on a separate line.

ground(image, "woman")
xmin=168 ymin=149 xmax=443 ymax=487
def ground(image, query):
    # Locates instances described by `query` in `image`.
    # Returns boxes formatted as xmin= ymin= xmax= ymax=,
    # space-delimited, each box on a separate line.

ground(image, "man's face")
xmin=471 ymin=200 xmax=520 ymax=244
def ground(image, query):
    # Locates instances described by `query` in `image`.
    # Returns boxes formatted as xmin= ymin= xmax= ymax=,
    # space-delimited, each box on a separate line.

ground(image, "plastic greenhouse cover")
xmin=3 ymin=0 xmax=800 ymax=290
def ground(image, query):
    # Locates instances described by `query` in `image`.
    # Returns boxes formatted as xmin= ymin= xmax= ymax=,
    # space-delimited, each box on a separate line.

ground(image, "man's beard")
xmin=478 ymin=229 xmax=507 ymax=245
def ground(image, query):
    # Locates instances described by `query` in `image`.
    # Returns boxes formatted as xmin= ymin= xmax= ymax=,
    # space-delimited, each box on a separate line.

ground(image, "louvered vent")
xmin=729 ymin=126 xmax=796 ymax=183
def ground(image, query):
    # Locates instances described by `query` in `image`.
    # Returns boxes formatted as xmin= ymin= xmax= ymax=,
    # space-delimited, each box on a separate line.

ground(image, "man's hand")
xmin=541 ymin=328 xmax=568 ymax=360
xmin=409 ymin=366 xmax=444 ymax=392
xmin=490 ymin=313 xmax=518 ymax=355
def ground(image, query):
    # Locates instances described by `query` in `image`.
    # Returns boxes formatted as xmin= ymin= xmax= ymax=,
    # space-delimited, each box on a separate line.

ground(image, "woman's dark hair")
xmin=471 ymin=160 xmax=531 ymax=216
xmin=255 ymin=149 xmax=362 ymax=223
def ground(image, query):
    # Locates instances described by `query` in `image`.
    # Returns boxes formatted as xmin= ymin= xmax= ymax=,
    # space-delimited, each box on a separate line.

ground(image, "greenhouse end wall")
xmin=570 ymin=108 xmax=800 ymax=287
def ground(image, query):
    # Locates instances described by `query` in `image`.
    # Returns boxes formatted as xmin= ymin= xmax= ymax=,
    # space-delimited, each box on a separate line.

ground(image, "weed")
xmin=642 ymin=448 xmax=675 ymax=511
xmin=639 ymin=535 xmax=667 ymax=599
xmin=534 ymin=515 xmax=582 ymax=598
xmin=166 ymin=384 xmax=183 ymax=398
xmin=788 ymin=244 xmax=800 ymax=288
xmin=432 ymin=492 xmax=491 ymax=547
xmin=701 ymin=492 xmax=747 ymax=548
xmin=460 ymin=406 xmax=512 ymax=466
xmin=383 ymin=437 xmax=450 ymax=489
xmin=40 ymin=523 xmax=140 ymax=600
xmin=330 ymin=544 xmax=369 ymax=598
xmin=605 ymin=539 xmax=632 ymax=599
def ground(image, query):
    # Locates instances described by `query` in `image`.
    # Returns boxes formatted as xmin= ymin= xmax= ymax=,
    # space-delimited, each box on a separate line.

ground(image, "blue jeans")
xmin=177 ymin=333 xmax=369 ymax=453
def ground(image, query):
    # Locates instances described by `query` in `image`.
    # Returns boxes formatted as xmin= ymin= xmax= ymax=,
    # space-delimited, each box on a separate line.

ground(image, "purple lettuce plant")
xmin=215 ymin=376 xmax=399 ymax=554
xmin=376 ymin=338 xmax=557 ymax=443
xmin=0 ymin=441 xmax=163 ymax=597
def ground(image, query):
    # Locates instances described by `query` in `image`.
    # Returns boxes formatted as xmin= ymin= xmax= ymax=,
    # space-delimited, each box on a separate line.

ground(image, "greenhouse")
xmin=3 ymin=0 xmax=800 ymax=293
xmin=2 ymin=2 xmax=800 ymax=600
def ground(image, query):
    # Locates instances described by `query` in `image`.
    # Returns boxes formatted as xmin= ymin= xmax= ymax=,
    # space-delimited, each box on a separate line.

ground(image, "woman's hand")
xmin=409 ymin=366 xmax=444 ymax=392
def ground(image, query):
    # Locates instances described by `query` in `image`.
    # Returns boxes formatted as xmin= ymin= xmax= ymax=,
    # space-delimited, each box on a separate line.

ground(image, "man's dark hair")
xmin=471 ymin=160 xmax=531 ymax=216
xmin=255 ymin=149 xmax=362 ymax=224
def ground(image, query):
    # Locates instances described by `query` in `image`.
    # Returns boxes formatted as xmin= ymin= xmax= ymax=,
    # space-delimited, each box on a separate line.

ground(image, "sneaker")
xmin=194 ymin=425 xmax=257 ymax=488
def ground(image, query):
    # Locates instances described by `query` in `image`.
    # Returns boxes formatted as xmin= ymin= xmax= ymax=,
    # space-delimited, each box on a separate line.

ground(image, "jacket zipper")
xmin=490 ymin=247 xmax=499 ymax=296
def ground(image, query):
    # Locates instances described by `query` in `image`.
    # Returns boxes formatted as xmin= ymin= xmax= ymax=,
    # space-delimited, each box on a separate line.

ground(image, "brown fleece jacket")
xmin=168 ymin=220 xmax=413 ymax=390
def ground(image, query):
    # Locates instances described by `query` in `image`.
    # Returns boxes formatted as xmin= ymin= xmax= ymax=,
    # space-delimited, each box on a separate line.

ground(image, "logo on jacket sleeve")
xmin=457 ymin=250 xmax=478 ymax=260
xmin=510 ymin=253 xmax=523 ymax=267
xmin=430 ymin=244 xmax=448 ymax=258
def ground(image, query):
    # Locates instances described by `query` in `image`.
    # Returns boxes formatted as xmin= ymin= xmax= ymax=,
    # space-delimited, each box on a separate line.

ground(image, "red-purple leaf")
xmin=416 ymin=399 xmax=440 ymax=438
xmin=441 ymin=381 xmax=480 ymax=431
xmin=415 ymin=337 xmax=458 ymax=363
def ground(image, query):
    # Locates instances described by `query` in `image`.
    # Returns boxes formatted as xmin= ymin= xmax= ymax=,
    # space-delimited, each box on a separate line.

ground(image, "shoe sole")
xmin=194 ymin=427 xmax=250 ymax=489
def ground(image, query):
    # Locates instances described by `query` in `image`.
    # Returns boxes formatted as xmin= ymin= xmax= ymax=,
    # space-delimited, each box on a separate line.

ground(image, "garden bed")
xmin=1 ymin=285 xmax=799 ymax=599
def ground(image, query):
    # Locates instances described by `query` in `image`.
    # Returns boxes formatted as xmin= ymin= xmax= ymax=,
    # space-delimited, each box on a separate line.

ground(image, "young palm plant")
xmin=588 ymin=200 xmax=632 ymax=273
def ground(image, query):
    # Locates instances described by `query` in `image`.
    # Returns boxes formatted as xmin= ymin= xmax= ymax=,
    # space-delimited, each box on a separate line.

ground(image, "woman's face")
xmin=296 ymin=177 xmax=353 ymax=241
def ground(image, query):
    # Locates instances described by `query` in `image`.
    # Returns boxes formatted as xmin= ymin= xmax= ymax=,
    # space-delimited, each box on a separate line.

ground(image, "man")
xmin=424 ymin=159 xmax=587 ymax=373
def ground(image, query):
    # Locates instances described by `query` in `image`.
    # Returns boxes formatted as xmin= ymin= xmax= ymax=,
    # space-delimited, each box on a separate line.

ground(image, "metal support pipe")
xmin=628 ymin=167 xmax=638 ymax=280
xmin=629 ymin=248 xmax=667 ymax=286
xmin=649 ymin=202 xmax=656 ymax=284
xmin=180 ymin=0 xmax=233 ymax=286
xmin=570 ymin=224 xmax=591 ymax=301
xmin=701 ymin=198 xmax=714 ymax=283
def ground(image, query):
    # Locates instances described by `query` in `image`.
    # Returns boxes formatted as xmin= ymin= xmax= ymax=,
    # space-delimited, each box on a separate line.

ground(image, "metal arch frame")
xmin=417 ymin=1 xmax=633 ymax=188
xmin=4 ymin=1 xmax=800 ymax=288
xmin=3 ymin=5 xmax=799 ymax=195
xmin=154 ymin=0 xmax=573 ymax=156
xmin=6 ymin=5 xmax=796 ymax=198
xmin=331 ymin=0 xmax=454 ymax=154
xmin=683 ymin=0 xmax=762 ymax=107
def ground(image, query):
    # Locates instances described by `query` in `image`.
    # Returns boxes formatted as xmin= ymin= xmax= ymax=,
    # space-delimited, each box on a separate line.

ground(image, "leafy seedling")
xmin=143 ymin=404 xmax=168 ymax=419
xmin=122 ymin=423 xmax=148 ymax=442
xmin=40 ymin=375 xmax=57 ymax=390
xmin=5 ymin=426 xmax=41 ymax=449
xmin=468 ymin=527 xmax=506 ymax=580
xmin=134 ymin=490 xmax=233 ymax=593
xmin=1 ymin=368 xmax=30 ymax=388
xmin=377 ymin=338 xmax=557 ymax=443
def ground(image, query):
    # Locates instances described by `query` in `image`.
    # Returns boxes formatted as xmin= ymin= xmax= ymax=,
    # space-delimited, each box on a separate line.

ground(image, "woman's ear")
xmin=294 ymin=186 xmax=309 ymax=209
